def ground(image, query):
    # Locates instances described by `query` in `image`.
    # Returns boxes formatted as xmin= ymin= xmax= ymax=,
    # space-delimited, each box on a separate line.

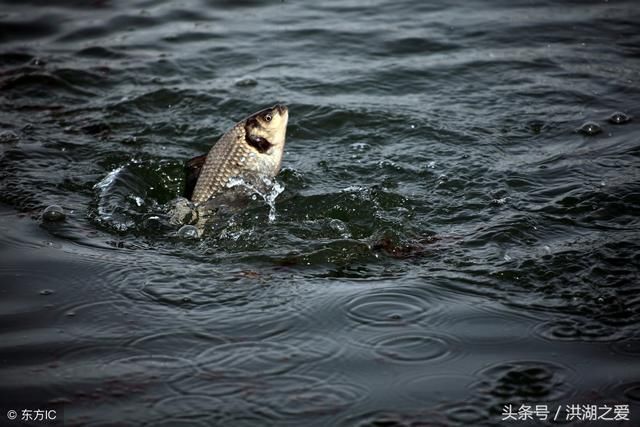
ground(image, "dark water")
xmin=1 ymin=0 xmax=640 ymax=425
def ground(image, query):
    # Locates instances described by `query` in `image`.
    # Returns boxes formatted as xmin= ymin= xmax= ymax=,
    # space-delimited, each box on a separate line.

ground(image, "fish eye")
xmin=264 ymin=113 xmax=272 ymax=122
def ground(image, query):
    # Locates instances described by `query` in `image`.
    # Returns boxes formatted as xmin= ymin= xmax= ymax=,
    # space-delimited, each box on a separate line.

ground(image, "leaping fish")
xmin=180 ymin=104 xmax=288 ymax=227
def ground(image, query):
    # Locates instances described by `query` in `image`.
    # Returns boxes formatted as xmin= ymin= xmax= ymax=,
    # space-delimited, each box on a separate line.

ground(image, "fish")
xmin=185 ymin=104 xmax=289 ymax=209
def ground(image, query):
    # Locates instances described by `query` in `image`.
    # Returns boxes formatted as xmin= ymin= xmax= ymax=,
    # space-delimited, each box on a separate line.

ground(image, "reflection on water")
xmin=1 ymin=0 xmax=640 ymax=424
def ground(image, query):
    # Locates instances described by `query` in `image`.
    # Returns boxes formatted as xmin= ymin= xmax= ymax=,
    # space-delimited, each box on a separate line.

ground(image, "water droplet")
xmin=350 ymin=142 xmax=370 ymax=151
xmin=177 ymin=225 xmax=199 ymax=239
xmin=122 ymin=135 xmax=138 ymax=144
xmin=608 ymin=111 xmax=631 ymax=124
xmin=31 ymin=57 xmax=46 ymax=66
xmin=576 ymin=121 xmax=602 ymax=136
xmin=235 ymin=77 xmax=258 ymax=87
xmin=265 ymin=179 xmax=284 ymax=222
xmin=491 ymin=197 xmax=507 ymax=205
xmin=224 ymin=176 xmax=284 ymax=222
xmin=329 ymin=218 xmax=347 ymax=233
xmin=42 ymin=205 xmax=66 ymax=222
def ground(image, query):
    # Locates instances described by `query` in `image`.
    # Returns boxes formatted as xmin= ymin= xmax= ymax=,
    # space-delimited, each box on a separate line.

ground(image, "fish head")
xmin=243 ymin=104 xmax=288 ymax=155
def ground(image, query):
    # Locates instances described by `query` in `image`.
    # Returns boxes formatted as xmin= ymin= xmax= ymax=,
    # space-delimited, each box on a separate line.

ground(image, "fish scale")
xmin=191 ymin=123 xmax=254 ymax=205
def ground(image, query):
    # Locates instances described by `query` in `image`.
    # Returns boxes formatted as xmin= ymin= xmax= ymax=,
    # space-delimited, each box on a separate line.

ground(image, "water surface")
xmin=1 ymin=0 xmax=640 ymax=425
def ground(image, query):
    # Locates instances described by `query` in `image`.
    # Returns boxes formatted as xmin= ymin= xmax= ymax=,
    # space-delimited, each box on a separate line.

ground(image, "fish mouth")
xmin=274 ymin=104 xmax=288 ymax=115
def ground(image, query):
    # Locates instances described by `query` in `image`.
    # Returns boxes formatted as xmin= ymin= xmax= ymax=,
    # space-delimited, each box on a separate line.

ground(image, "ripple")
xmin=375 ymin=334 xmax=451 ymax=362
xmin=242 ymin=375 xmax=367 ymax=418
xmin=109 ymin=354 xmax=195 ymax=371
xmin=354 ymin=329 xmax=459 ymax=364
xmin=60 ymin=299 xmax=173 ymax=340
xmin=448 ymin=311 xmax=532 ymax=344
xmin=535 ymin=318 xmax=625 ymax=342
xmin=167 ymin=369 xmax=251 ymax=399
xmin=55 ymin=345 xmax=156 ymax=392
xmin=153 ymin=395 xmax=226 ymax=421
xmin=196 ymin=335 xmax=341 ymax=377
xmin=344 ymin=287 xmax=436 ymax=327
xmin=576 ymin=121 xmax=602 ymax=136
xmin=138 ymin=271 xmax=317 ymax=339
xmin=381 ymin=36 xmax=458 ymax=56
xmin=0 ymin=71 xmax=96 ymax=98
xmin=611 ymin=337 xmax=640 ymax=357
xmin=0 ymin=246 xmax=128 ymax=320
xmin=0 ymin=211 xmax=55 ymax=251
xmin=474 ymin=360 xmax=573 ymax=402
xmin=403 ymin=374 xmax=477 ymax=404
xmin=128 ymin=330 xmax=226 ymax=356
xmin=170 ymin=374 xmax=367 ymax=424
xmin=182 ymin=303 xmax=308 ymax=339
xmin=340 ymin=410 xmax=449 ymax=427
xmin=608 ymin=111 xmax=631 ymax=124
xmin=441 ymin=403 xmax=489 ymax=425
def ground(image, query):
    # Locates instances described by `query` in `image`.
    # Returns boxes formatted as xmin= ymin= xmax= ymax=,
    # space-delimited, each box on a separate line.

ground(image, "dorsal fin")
xmin=184 ymin=154 xmax=207 ymax=200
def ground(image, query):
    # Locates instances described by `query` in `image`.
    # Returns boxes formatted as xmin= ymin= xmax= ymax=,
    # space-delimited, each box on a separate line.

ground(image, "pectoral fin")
xmin=184 ymin=154 xmax=207 ymax=200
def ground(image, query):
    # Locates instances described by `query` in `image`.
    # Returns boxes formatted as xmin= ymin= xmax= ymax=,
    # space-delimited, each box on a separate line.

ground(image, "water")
xmin=1 ymin=0 xmax=639 ymax=425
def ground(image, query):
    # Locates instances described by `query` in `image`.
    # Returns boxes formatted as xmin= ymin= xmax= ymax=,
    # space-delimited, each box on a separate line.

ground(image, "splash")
xmin=93 ymin=163 xmax=160 ymax=232
xmin=94 ymin=166 xmax=124 ymax=192
xmin=93 ymin=166 xmax=133 ymax=231
xmin=225 ymin=176 xmax=285 ymax=223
